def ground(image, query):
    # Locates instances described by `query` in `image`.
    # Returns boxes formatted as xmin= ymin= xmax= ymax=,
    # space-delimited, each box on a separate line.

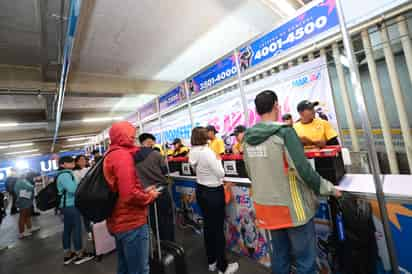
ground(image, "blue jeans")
xmin=269 ymin=219 xmax=317 ymax=274
xmin=113 ymin=225 xmax=150 ymax=274
xmin=62 ymin=207 xmax=83 ymax=252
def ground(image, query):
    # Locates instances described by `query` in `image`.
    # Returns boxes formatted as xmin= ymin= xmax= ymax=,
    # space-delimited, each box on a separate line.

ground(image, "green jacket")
xmin=243 ymin=121 xmax=335 ymax=229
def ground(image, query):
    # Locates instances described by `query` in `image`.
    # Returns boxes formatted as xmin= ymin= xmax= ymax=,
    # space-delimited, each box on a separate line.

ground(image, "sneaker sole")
xmin=73 ymin=256 xmax=95 ymax=265
xmin=64 ymin=257 xmax=76 ymax=265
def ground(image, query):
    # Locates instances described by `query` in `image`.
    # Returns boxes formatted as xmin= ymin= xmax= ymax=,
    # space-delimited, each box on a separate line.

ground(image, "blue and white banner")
xmin=239 ymin=0 xmax=339 ymax=71
xmin=188 ymin=54 xmax=238 ymax=96
xmin=159 ymin=84 xmax=187 ymax=112
xmin=139 ymin=100 xmax=158 ymax=120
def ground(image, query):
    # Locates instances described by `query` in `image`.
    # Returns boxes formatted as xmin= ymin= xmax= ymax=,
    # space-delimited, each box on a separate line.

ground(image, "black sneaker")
xmin=64 ymin=252 xmax=76 ymax=265
xmin=73 ymin=252 xmax=95 ymax=265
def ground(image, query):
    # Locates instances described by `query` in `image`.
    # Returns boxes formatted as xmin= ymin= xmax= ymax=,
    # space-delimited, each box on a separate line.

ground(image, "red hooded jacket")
xmin=103 ymin=121 xmax=155 ymax=234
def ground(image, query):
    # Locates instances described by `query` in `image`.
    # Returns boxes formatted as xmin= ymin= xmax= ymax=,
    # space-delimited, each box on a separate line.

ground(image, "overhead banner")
xmin=160 ymin=108 xmax=192 ymax=145
xmin=238 ymin=0 xmax=339 ymax=71
xmin=139 ymin=100 xmax=158 ymax=120
xmin=159 ymin=84 xmax=187 ymax=112
xmin=188 ymin=54 xmax=238 ymax=96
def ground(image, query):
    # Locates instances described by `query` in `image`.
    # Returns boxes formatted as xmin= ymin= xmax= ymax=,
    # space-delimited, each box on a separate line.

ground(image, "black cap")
xmin=231 ymin=125 xmax=246 ymax=136
xmin=58 ymin=156 xmax=74 ymax=166
xmin=297 ymin=100 xmax=319 ymax=113
xmin=172 ymin=138 xmax=182 ymax=145
xmin=282 ymin=113 xmax=292 ymax=121
xmin=206 ymin=125 xmax=218 ymax=133
xmin=139 ymin=133 xmax=156 ymax=144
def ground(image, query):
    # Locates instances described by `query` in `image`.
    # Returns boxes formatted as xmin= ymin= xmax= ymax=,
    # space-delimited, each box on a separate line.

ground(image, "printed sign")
xmin=159 ymin=84 xmax=187 ymax=112
xmin=139 ymin=100 xmax=158 ymax=120
xmin=239 ymin=0 xmax=339 ymax=71
xmin=188 ymin=54 xmax=238 ymax=96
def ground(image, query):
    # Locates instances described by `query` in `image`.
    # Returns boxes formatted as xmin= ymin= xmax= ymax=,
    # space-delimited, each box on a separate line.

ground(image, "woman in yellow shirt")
xmin=231 ymin=125 xmax=246 ymax=154
xmin=207 ymin=125 xmax=225 ymax=156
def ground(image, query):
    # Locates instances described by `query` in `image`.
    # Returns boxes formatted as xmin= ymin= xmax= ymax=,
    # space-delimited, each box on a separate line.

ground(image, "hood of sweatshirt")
xmin=244 ymin=122 xmax=284 ymax=146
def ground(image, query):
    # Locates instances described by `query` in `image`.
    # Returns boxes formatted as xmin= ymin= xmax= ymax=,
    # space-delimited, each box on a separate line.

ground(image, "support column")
xmin=332 ymin=43 xmax=360 ymax=152
xmin=380 ymin=23 xmax=412 ymax=172
xmin=234 ymin=49 xmax=250 ymax=126
xmin=361 ymin=30 xmax=399 ymax=174
xmin=397 ymin=16 xmax=412 ymax=88
xmin=308 ymin=52 xmax=314 ymax=60
xmin=184 ymin=80 xmax=195 ymax=128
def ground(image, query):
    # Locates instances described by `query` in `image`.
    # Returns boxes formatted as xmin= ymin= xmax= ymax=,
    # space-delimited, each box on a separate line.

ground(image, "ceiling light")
xmin=82 ymin=117 xmax=123 ymax=123
xmin=62 ymin=142 xmax=93 ymax=148
xmin=4 ymin=149 xmax=39 ymax=155
xmin=0 ymin=122 xmax=19 ymax=128
xmin=8 ymin=143 xmax=34 ymax=148
xmin=68 ymin=136 xmax=93 ymax=142
xmin=15 ymin=153 xmax=41 ymax=159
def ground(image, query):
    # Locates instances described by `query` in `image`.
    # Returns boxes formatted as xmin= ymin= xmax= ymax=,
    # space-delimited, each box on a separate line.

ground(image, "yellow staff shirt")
xmin=293 ymin=118 xmax=338 ymax=143
xmin=209 ymin=138 xmax=225 ymax=155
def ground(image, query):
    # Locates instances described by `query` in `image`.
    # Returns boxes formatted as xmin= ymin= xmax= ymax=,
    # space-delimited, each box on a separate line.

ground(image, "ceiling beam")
xmin=38 ymin=0 xmax=49 ymax=81
xmin=0 ymin=65 xmax=175 ymax=95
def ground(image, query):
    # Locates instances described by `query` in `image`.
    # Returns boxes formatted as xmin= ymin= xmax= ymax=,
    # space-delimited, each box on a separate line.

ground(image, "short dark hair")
xmin=75 ymin=154 xmax=86 ymax=163
xmin=139 ymin=133 xmax=156 ymax=144
xmin=191 ymin=127 xmax=208 ymax=146
xmin=254 ymin=90 xmax=278 ymax=115
xmin=282 ymin=113 xmax=292 ymax=121
xmin=58 ymin=156 xmax=74 ymax=167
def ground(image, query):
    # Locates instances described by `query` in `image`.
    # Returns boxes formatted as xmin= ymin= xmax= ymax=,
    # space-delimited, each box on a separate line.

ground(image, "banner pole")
xmin=184 ymin=80 xmax=195 ymax=129
xmin=234 ymin=49 xmax=250 ymax=126
xmin=336 ymin=0 xmax=399 ymax=273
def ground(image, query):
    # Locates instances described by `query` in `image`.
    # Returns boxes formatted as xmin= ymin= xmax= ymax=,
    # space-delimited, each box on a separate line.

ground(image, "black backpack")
xmin=75 ymin=150 xmax=118 ymax=223
xmin=36 ymin=171 xmax=71 ymax=211
xmin=328 ymin=197 xmax=378 ymax=274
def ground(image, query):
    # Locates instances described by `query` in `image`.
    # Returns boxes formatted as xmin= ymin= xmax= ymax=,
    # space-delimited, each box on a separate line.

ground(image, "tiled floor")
xmin=0 ymin=210 xmax=270 ymax=274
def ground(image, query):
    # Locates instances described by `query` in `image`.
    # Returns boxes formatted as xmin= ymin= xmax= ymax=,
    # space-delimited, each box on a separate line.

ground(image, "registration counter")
xmin=169 ymin=172 xmax=412 ymax=273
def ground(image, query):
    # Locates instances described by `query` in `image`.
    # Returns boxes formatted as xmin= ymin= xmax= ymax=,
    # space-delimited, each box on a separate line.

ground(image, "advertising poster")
xmin=139 ymin=99 xmax=158 ymax=120
xmin=225 ymin=185 xmax=271 ymax=267
xmin=160 ymin=107 xmax=192 ymax=145
xmin=159 ymin=84 xmax=187 ymax=112
xmin=239 ymin=0 xmax=339 ymax=71
xmin=245 ymin=56 xmax=339 ymax=130
xmin=172 ymin=180 xmax=203 ymax=232
xmin=188 ymin=54 xmax=238 ymax=96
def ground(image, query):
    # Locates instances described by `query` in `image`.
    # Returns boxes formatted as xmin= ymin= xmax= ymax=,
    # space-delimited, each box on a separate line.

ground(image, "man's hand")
xmin=334 ymin=189 xmax=342 ymax=198
xmin=149 ymin=189 xmax=161 ymax=199
xmin=145 ymin=185 xmax=156 ymax=193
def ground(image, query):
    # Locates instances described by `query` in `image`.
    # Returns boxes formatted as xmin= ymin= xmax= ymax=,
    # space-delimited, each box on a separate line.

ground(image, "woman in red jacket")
xmin=103 ymin=121 xmax=160 ymax=274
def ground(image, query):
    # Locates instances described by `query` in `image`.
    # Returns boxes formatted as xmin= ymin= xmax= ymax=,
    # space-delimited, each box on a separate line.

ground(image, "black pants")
xmin=149 ymin=189 xmax=175 ymax=242
xmin=10 ymin=192 xmax=18 ymax=214
xmin=196 ymin=185 xmax=228 ymax=272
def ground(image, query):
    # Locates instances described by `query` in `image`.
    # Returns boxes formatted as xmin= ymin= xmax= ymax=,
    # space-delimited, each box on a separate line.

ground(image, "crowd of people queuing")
xmin=1 ymin=89 xmax=342 ymax=274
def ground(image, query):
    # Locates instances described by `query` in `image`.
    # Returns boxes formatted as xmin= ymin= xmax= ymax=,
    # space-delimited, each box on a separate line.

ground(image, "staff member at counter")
xmin=231 ymin=125 xmax=246 ymax=154
xmin=171 ymin=138 xmax=189 ymax=157
xmin=293 ymin=100 xmax=339 ymax=148
xmin=207 ymin=125 xmax=225 ymax=156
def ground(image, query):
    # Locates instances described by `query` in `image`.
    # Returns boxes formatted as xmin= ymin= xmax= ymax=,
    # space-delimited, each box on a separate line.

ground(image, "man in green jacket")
xmin=243 ymin=90 xmax=341 ymax=274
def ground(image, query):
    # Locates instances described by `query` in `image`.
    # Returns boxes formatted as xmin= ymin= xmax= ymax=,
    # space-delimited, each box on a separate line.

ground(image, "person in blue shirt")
xmin=14 ymin=171 xmax=40 ymax=239
xmin=57 ymin=156 xmax=93 ymax=265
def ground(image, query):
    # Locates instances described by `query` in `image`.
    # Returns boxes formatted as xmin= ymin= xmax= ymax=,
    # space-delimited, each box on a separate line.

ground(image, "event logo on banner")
xmin=188 ymin=54 xmax=238 ymax=96
xmin=159 ymin=84 xmax=187 ymax=112
xmin=238 ymin=0 xmax=338 ymax=71
xmin=139 ymin=99 xmax=158 ymax=120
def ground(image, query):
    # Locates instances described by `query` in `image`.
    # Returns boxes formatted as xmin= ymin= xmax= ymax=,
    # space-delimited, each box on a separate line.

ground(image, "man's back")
xmin=243 ymin=121 xmax=335 ymax=230
xmin=135 ymin=147 xmax=167 ymax=187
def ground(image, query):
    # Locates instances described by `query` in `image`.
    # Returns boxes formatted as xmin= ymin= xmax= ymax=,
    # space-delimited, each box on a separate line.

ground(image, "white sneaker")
xmin=19 ymin=231 xmax=33 ymax=239
xmin=209 ymin=262 xmax=217 ymax=272
xmin=218 ymin=262 xmax=239 ymax=274
xmin=29 ymin=226 xmax=41 ymax=233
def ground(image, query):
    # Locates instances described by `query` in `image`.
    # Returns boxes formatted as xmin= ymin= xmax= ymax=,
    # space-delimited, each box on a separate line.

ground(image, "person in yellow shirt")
xmin=207 ymin=125 xmax=225 ymax=156
xmin=293 ymin=100 xmax=339 ymax=148
xmin=231 ymin=125 xmax=246 ymax=154
xmin=171 ymin=138 xmax=189 ymax=157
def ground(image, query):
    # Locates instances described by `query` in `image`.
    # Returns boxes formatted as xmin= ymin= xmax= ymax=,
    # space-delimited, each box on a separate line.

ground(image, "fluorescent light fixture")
xmin=4 ymin=149 xmax=39 ymax=155
xmin=62 ymin=142 xmax=93 ymax=148
xmin=82 ymin=117 xmax=123 ymax=123
xmin=0 ymin=142 xmax=34 ymax=150
xmin=68 ymin=136 xmax=92 ymax=142
xmin=15 ymin=160 xmax=29 ymax=170
xmin=8 ymin=143 xmax=34 ymax=148
xmin=0 ymin=122 xmax=19 ymax=128
xmin=16 ymin=153 xmax=41 ymax=159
